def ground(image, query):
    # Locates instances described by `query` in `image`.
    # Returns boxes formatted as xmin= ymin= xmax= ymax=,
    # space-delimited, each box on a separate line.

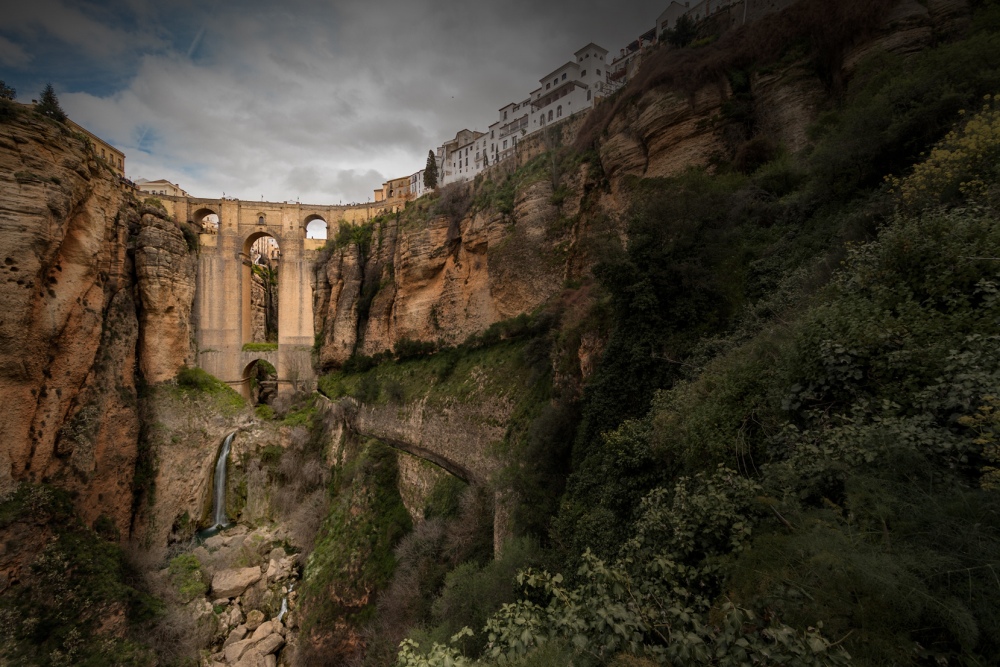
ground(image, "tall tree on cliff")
xmin=0 ymin=80 xmax=15 ymax=101
xmin=665 ymin=14 xmax=697 ymax=48
xmin=424 ymin=150 xmax=438 ymax=190
xmin=37 ymin=83 xmax=66 ymax=123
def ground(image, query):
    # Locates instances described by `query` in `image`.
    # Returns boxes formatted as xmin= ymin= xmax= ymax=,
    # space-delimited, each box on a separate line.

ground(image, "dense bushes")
xmin=0 ymin=485 xmax=159 ymax=666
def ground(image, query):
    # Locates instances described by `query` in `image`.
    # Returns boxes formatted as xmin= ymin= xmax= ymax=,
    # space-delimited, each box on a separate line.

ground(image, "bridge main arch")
xmin=191 ymin=198 xmax=318 ymax=396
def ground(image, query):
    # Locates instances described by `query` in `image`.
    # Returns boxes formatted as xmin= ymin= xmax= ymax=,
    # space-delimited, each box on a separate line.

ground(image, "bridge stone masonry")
xmin=153 ymin=194 xmax=391 ymax=398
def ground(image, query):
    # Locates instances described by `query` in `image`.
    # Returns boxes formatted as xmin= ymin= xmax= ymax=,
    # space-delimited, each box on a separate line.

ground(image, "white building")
xmin=409 ymin=169 xmax=428 ymax=198
xmin=436 ymin=129 xmax=486 ymax=186
xmin=136 ymin=178 xmax=190 ymax=197
xmin=527 ymin=43 xmax=610 ymax=135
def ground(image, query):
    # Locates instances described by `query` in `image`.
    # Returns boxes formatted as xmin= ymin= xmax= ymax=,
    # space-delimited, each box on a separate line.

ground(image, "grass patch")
xmin=241 ymin=342 xmax=278 ymax=352
xmin=170 ymin=367 xmax=245 ymax=416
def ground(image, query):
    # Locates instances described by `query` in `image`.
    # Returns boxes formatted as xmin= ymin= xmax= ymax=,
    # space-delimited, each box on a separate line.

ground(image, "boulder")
xmin=245 ymin=609 xmax=266 ymax=631
xmin=211 ymin=567 xmax=261 ymax=598
xmin=224 ymin=637 xmax=254 ymax=663
xmin=255 ymin=633 xmax=285 ymax=656
xmin=250 ymin=620 xmax=273 ymax=642
xmin=223 ymin=624 xmax=248 ymax=648
xmin=234 ymin=650 xmax=268 ymax=667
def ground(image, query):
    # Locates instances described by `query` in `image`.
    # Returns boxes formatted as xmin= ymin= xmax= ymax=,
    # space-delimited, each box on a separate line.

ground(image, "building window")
xmin=582 ymin=70 xmax=587 ymax=76
xmin=503 ymin=140 xmax=507 ymax=149
xmin=548 ymin=110 xmax=553 ymax=121
xmin=596 ymin=69 xmax=601 ymax=75
xmin=557 ymin=105 xmax=562 ymax=118
xmin=258 ymin=215 xmax=265 ymax=225
xmin=561 ymin=73 xmax=566 ymax=81
xmin=587 ymin=90 xmax=592 ymax=101
xmin=546 ymin=83 xmax=551 ymax=90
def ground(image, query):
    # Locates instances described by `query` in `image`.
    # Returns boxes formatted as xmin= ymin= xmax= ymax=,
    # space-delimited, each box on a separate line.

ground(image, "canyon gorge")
xmin=3 ymin=0 xmax=1000 ymax=665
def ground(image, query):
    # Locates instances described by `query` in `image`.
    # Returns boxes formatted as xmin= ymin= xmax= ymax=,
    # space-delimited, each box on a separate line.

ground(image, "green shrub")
xmin=168 ymin=553 xmax=207 ymax=603
xmin=0 ymin=485 xmax=159 ymax=665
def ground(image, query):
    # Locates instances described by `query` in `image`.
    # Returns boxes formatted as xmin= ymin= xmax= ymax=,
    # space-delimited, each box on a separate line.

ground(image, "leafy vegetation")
xmin=170 ymin=367 xmax=246 ymax=415
xmin=299 ymin=440 xmax=412 ymax=647
xmin=0 ymin=485 xmax=159 ymax=666
xmin=391 ymin=6 xmax=1000 ymax=666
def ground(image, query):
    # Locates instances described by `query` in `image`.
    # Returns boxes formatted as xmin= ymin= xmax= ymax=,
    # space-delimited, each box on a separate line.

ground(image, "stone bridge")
xmin=152 ymin=195 xmax=391 ymax=397
xmin=321 ymin=395 xmax=502 ymax=485
xmin=316 ymin=394 xmax=513 ymax=551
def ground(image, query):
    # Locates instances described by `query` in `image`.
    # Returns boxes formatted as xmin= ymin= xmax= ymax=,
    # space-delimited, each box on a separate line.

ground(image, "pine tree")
xmin=37 ymin=83 xmax=66 ymax=123
xmin=665 ymin=14 xmax=697 ymax=48
xmin=0 ymin=80 xmax=15 ymax=101
xmin=424 ymin=150 xmax=438 ymax=190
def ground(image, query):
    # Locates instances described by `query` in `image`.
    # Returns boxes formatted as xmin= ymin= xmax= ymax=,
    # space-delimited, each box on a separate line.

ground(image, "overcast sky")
xmin=1 ymin=0 xmax=661 ymax=204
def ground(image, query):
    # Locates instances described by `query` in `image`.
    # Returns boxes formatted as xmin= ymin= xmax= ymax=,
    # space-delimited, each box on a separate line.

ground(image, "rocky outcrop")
xmin=0 ymin=111 xmax=202 ymax=538
xmin=313 ymin=180 xmax=567 ymax=369
xmin=213 ymin=567 xmax=263 ymax=599
xmin=136 ymin=213 xmax=197 ymax=382
xmin=0 ymin=112 xmax=138 ymax=534
xmin=313 ymin=244 xmax=363 ymax=367
xmin=249 ymin=266 xmax=278 ymax=344
xmin=600 ymin=84 xmax=729 ymax=185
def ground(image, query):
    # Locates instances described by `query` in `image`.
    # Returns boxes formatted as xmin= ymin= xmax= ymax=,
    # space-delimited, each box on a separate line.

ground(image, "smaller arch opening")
xmin=305 ymin=215 xmax=328 ymax=240
xmin=243 ymin=359 xmax=277 ymax=406
xmin=193 ymin=207 xmax=219 ymax=234
xmin=257 ymin=213 xmax=266 ymax=226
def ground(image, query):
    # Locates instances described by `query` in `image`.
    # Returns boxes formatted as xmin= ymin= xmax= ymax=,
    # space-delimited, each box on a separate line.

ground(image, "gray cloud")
xmin=12 ymin=0 xmax=662 ymax=203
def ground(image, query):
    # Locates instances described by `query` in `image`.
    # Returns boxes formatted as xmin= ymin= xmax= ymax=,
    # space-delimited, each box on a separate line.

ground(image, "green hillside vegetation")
xmin=374 ymin=5 xmax=1000 ymax=666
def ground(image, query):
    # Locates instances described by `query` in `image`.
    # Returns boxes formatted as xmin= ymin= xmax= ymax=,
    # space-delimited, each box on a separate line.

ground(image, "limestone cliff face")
xmin=313 ymin=180 xmax=567 ymax=369
xmin=133 ymin=389 xmax=250 ymax=553
xmin=309 ymin=0 xmax=968 ymax=380
xmin=136 ymin=213 xmax=197 ymax=383
xmin=0 ymin=111 xmax=197 ymax=538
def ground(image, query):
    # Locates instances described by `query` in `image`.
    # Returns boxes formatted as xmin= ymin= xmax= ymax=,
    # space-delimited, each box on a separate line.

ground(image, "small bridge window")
xmin=257 ymin=214 xmax=266 ymax=225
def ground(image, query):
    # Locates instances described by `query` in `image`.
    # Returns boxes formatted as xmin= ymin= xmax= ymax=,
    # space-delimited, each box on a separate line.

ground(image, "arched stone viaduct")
xmin=153 ymin=195 xmax=391 ymax=397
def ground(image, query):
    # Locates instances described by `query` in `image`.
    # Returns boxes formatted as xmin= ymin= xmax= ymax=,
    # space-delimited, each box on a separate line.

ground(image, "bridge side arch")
xmin=303 ymin=213 xmax=330 ymax=240
xmin=192 ymin=206 xmax=220 ymax=233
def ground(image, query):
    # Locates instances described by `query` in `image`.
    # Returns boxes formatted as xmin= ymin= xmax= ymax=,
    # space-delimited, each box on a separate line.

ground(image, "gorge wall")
xmin=0 ymin=0 xmax=964 ymax=549
xmin=0 ymin=113 xmax=197 ymax=538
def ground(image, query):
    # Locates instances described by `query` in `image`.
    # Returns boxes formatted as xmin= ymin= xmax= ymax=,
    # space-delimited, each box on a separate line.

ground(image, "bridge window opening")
xmin=257 ymin=214 xmax=266 ymax=225
xmin=305 ymin=216 xmax=328 ymax=240
xmin=243 ymin=359 xmax=277 ymax=406
xmin=243 ymin=233 xmax=280 ymax=346
xmin=193 ymin=208 xmax=220 ymax=234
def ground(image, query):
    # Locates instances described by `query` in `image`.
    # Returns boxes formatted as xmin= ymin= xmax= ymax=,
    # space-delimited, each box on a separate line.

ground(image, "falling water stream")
xmin=197 ymin=432 xmax=236 ymax=539
xmin=277 ymin=582 xmax=294 ymax=623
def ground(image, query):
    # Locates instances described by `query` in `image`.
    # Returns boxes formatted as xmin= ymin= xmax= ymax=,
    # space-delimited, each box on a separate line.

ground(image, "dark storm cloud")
xmin=1 ymin=0 xmax=662 ymax=202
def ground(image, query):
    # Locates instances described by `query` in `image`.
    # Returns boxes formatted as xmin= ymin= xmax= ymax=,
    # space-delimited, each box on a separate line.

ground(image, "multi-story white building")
xmin=527 ymin=43 xmax=610 ymax=134
xmin=422 ymin=42 xmax=615 ymax=190
xmin=436 ymin=128 xmax=486 ymax=186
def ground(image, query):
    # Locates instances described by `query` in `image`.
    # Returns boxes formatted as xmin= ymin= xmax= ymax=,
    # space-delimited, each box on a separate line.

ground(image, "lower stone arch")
xmin=241 ymin=358 xmax=277 ymax=404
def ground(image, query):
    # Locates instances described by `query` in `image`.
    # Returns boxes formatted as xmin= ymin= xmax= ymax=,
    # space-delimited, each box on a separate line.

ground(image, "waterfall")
xmin=199 ymin=432 xmax=235 ymax=538
xmin=277 ymin=582 xmax=294 ymax=623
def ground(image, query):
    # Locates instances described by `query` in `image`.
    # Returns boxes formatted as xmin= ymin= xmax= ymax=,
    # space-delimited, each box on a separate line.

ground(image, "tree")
xmin=665 ymin=14 xmax=697 ymax=48
xmin=0 ymin=80 xmax=15 ymax=101
xmin=37 ymin=83 xmax=66 ymax=123
xmin=424 ymin=150 xmax=438 ymax=190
